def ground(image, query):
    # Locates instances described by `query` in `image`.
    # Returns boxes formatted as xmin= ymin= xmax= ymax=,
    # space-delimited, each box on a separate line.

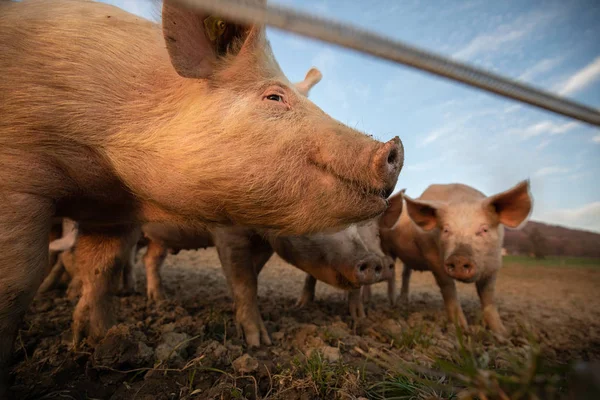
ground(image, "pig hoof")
xmin=294 ymin=294 xmax=314 ymax=308
xmin=240 ymin=318 xmax=272 ymax=347
xmin=398 ymin=294 xmax=409 ymax=306
xmin=119 ymin=283 xmax=137 ymax=296
xmin=147 ymin=288 xmax=167 ymax=303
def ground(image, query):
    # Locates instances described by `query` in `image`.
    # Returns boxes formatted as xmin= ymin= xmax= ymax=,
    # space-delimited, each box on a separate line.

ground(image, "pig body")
xmin=0 ymin=0 xmax=404 ymax=390
xmin=381 ymin=181 xmax=533 ymax=335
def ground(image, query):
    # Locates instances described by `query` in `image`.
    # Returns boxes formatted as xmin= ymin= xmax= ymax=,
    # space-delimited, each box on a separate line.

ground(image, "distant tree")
xmin=554 ymin=241 xmax=566 ymax=257
xmin=517 ymin=237 xmax=531 ymax=255
xmin=528 ymin=227 xmax=548 ymax=259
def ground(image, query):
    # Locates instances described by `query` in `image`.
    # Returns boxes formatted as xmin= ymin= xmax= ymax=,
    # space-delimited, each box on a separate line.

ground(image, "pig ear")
xmin=162 ymin=0 xmax=265 ymax=79
xmin=404 ymin=195 xmax=440 ymax=231
xmin=380 ymin=189 xmax=405 ymax=229
xmin=483 ymin=179 xmax=533 ymax=228
xmin=294 ymin=67 xmax=323 ymax=97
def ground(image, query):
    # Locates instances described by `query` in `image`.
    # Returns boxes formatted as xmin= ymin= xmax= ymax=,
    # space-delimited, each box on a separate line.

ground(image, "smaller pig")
xmin=381 ymin=181 xmax=532 ymax=335
xmin=295 ymin=219 xmax=398 ymax=320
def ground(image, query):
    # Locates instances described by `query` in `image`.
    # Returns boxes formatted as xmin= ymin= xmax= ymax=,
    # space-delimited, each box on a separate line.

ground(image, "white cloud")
xmin=513 ymin=120 xmax=580 ymax=139
xmin=517 ymin=57 xmax=563 ymax=82
xmin=503 ymin=104 xmax=522 ymax=114
xmin=536 ymin=139 xmax=552 ymax=150
xmin=593 ymin=134 xmax=600 ymax=144
xmin=534 ymin=166 xmax=570 ymax=178
xmin=420 ymin=126 xmax=450 ymax=146
xmin=453 ymin=9 xmax=556 ymax=60
xmin=557 ymin=55 xmax=600 ymax=96
xmin=535 ymin=202 xmax=600 ymax=233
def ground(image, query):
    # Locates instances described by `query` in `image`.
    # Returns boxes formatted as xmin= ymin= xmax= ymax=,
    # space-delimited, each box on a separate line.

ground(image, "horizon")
xmin=103 ymin=0 xmax=600 ymax=233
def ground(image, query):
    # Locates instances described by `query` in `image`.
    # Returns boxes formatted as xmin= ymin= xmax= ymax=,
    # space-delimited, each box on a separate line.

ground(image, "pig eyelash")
xmin=266 ymin=94 xmax=283 ymax=102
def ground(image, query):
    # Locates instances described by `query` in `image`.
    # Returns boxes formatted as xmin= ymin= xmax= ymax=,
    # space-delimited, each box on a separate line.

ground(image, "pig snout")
xmin=444 ymin=254 xmax=477 ymax=282
xmin=373 ymin=137 xmax=404 ymax=198
xmin=355 ymin=255 xmax=387 ymax=284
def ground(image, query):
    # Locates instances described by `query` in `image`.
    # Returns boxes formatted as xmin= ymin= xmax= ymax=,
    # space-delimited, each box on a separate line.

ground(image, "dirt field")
xmin=10 ymin=249 xmax=600 ymax=399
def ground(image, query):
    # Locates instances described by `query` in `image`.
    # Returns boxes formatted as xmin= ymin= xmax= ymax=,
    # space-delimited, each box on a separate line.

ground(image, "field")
xmin=10 ymin=250 xmax=600 ymax=399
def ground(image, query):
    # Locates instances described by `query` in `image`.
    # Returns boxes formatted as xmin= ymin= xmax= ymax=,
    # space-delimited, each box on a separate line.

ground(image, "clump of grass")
xmin=292 ymin=350 xmax=363 ymax=398
xmin=369 ymin=371 xmax=458 ymax=400
xmin=361 ymin=325 xmax=571 ymax=400
xmin=392 ymin=325 xmax=434 ymax=350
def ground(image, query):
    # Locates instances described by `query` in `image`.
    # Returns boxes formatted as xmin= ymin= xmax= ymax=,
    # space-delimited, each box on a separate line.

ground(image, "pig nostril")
xmin=359 ymin=263 xmax=368 ymax=273
xmin=388 ymin=263 xmax=394 ymax=270
xmin=447 ymin=263 xmax=455 ymax=272
xmin=463 ymin=264 xmax=471 ymax=270
xmin=387 ymin=148 xmax=398 ymax=165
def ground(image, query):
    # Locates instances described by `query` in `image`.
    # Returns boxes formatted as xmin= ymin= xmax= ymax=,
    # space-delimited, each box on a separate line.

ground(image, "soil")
xmin=10 ymin=249 xmax=600 ymax=399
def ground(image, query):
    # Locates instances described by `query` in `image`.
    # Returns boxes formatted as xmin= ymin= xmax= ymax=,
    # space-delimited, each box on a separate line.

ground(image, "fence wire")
xmin=175 ymin=0 xmax=600 ymax=127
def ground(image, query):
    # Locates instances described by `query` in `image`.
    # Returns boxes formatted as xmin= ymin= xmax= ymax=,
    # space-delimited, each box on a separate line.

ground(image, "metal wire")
xmin=175 ymin=0 xmax=600 ymax=127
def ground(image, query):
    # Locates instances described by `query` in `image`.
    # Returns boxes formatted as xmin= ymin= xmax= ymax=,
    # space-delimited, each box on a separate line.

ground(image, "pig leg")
xmin=348 ymin=289 xmax=366 ymax=320
xmin=142 ymin=240 xmax=168 ymax=302
xmin=59 ymin=249 xmax=82 ymax=302
xmin=296 ymin=274 xmax=317 ymax=308
xmin=361 ymin=284 xmax=372 ymax=304
xmin=38 ymin=256 xmax=67 ymax=294
xmin=0 ymin=193 xmax=53 ymax=396
xmin=399 ymin=264 xmax=412 ymax=304
xmin=72 ymin=225 xmax=140 ymax=345
xmin=432 ymin=270 xmax=468 ymax=331
xmin=387 ymin=276 xmax=397 ymax=306
xmin=476 ymin=274 xmax=507 ymax=336
xmin=120 ymin=244 xmax=137 ymax=296
xmin=214 ymin=228 xmax=273 ymax=347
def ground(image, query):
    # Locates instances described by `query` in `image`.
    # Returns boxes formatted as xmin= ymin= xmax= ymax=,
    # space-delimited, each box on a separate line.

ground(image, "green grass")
xmin=292 ymin=350 xmax=360 ymax=398
xmin=503 ymin=255 xmax=600 ymax=268
xmin=364 ymin=326 xmax=572 ymax=400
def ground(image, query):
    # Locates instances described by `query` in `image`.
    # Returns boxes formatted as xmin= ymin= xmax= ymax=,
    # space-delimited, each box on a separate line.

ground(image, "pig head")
xmin=404 ymin=180 xmax=533 ymax=283
xmin=270 ymin=219 xmax=393 ymax=290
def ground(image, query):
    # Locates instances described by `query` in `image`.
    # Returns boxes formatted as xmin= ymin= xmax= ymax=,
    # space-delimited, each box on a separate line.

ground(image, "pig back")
xmin=0 ymin=0 xmax=171 ymax=147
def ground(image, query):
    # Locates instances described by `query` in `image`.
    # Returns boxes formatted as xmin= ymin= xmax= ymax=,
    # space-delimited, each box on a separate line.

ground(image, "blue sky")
xmin=104 ymin=0 xmax=599 ymax=233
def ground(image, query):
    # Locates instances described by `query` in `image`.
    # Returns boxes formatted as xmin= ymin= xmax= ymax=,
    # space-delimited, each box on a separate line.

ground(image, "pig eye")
xmin=478 ymin=225 xmax=489 ymax=236
xmin=266 ymin=94 xmax=283 ymax=102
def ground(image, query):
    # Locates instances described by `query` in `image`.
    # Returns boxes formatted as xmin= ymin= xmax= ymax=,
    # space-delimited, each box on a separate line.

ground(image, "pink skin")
xmin=380 ymin=181 xmax=533 ymax=336
xmin=1 ymin=0 xmax=406 ymax=392
xmin=295 ymin=204 xmax=403 ymax=320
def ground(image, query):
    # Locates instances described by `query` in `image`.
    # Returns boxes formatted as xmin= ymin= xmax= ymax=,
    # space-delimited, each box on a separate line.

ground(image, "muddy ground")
xmin=10 ymin=248 xmax=600 ymax=399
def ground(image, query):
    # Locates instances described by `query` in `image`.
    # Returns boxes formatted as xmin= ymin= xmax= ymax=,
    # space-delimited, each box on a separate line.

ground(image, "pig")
xmin=380 ymin=181 xmax=533 ymax=336
xmin=0 ymin=0 xmax=404 ymax=390
xmin=295 ymin=219 xmax=398 ymax=320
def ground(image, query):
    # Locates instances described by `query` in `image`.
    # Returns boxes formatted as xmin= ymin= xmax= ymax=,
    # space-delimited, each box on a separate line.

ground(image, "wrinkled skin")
xmin=45 ymin=219 xmax=395 ymax=347
xmin=0 ymin=0 xmax=405 ymax=391
xmin=380 ymin=181 xmax=533 ymax=336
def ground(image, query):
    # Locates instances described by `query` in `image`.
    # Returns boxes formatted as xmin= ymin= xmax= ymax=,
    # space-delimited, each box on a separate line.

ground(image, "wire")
xmin=174 ymin=0 xmax=600 ymax=127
